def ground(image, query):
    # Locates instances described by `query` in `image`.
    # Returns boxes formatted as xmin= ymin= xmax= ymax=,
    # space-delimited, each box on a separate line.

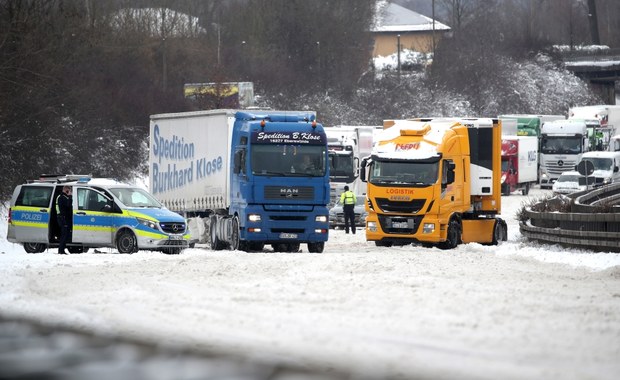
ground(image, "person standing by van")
xmin=340 ymin=185 xmax=357 ymax=234
xmin=56 ymin=186 xmax=73 ymax=254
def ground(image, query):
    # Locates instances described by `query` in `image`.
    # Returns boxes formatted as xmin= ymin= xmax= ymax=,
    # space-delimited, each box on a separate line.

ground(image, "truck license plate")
xmin=169 ymin=235 xmax=182 ymax=240
xmin=392 ymin=221 xmax=409 ymax=229
xmin=279 ymin=233 xmax=298 ymax=239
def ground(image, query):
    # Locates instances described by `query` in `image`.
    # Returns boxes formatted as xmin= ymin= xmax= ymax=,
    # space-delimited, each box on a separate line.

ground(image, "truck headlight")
xmin=368 ymin=221 xmax=377 ymax=232
xmin=423 ymin=223 xmax=435 ymax=234
xmin=315 ymin=215 xmax=328 ymax=223
xmin=137 ymin=218 xmax=158 ymax=230
xmin=248 ymin=214 xmax=261 ymax=222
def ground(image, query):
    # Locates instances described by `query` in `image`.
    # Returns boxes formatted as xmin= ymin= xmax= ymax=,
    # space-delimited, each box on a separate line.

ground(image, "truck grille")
xmin=543 ymin=160 xmax=578 ymax=176
xmin=376 ymin=198 xmax=426 ymax=213
xmin=160 ymin=222 xmax=186 ymax=234
xmin=264 ymin=186 xmax=315 ymax=200
xmin=378 ymin=215 xmax=424 ymax=234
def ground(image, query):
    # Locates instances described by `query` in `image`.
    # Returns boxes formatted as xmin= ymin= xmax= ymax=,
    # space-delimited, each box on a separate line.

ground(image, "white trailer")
xmin=501 ymin=135 xmax=538 ymax=195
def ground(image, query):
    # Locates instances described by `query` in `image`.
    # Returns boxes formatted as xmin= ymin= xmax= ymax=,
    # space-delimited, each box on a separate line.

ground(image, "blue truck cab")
xmin=213 ymin=111 xmax=330 ymax=253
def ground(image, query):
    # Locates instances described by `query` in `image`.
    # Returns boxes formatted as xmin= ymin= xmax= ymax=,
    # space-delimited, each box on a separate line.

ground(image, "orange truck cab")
xmin=360 ymin=118 xmax=507 ymax=249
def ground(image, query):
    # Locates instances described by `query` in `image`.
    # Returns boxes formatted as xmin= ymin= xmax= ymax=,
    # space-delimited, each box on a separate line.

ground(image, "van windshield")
xmin=109 ymin=187 xmax=162 ymax=208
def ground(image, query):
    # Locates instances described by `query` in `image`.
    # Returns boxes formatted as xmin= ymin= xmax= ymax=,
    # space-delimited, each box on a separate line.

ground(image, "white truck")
xmin=149 ymin=109 xmax=331 ymax=253
xmin=569 ymin=105 xmax=620 ymax=151
xmin=325 ymin=125 xmax=375 ymax=205
xmin=539 ymin=119 xmax=589 ymax=188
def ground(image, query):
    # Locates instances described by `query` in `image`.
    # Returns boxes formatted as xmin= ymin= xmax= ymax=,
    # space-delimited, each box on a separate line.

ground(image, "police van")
xmin=7 ymin=175 xmax=190 ymax=254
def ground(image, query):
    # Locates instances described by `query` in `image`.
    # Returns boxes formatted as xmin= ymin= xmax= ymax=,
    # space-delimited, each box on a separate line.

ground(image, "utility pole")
xmin=397 ymin=34 xmax=401 ymax=81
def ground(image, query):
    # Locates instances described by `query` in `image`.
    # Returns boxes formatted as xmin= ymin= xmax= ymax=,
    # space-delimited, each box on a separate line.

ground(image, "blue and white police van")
xmin=7 ymin=175 xmax=190 ymax=254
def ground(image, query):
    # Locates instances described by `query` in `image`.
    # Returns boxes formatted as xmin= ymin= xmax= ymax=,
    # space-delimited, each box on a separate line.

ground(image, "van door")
xmin=73 ymin=187 xmax=114 ymax=245
xmin=11 ymin=185 xmax=54 ymax=243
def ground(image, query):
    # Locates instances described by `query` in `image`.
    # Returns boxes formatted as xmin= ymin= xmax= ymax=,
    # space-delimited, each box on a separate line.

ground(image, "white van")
xmin=7 ymin=175 xmax=190 ymax=254
xmin=579 ymin=151 xmax=620 ymax=185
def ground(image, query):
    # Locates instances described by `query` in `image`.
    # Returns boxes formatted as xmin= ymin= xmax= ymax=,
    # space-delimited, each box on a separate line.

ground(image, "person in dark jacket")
xmin=56 ymin=186 xmax=73 ymax=254
xmin=340 ymin=185 xmax=357 ymax=234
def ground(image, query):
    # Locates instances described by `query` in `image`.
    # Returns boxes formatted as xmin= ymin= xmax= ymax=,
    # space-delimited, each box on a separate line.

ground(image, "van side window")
xmin=77 ymin=188 xmax=109 ymax=211
xmin=16 ymin=186 xmax=53 ymax=208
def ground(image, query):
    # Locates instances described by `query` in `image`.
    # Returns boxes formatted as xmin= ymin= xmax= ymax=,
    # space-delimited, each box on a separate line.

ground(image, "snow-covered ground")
xmin=1 ymin=188 xmax=620 ymax=379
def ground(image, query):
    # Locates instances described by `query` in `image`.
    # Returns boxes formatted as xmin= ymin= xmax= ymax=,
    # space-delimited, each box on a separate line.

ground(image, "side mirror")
xmin=354 ymin=157 xmax=360 ymax=179
xmin=614 ymin=166 xmax=619 ymax=173
xmin=233 ymin=151 xmax=242 ymax=174
xmin=360 ymin=159 xmax=367 ymax=182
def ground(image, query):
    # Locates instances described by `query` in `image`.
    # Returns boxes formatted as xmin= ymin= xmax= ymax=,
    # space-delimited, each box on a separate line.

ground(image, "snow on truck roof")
xmin=373 ymin=118 xmax=494 ymax=160
xmin=150 ymin=109 xmax=317 ymax=122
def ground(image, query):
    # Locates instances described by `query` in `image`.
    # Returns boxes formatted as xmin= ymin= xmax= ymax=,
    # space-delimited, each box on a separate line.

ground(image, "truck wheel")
xmin=230 ymin=217 xmax=240 ymax=251
xmin=307 ymin=242 xmax=324 ymax=253
xmin=117 ymin=230 xmax=137 ymax=254
xmin=287 ymin=243 xmax=300 ymax=252
xmin=272 ymin=243 xmax=287 ymax=252
xmin=439 ymin=219 xmax=461 ymax=250
xmin=521 ymin=183 xmax=530 ymax=195
xmin=210 ymin=216 xmax=225 ymax=251
xmin=248 ymin=242 xmax=264 ymax=251
xmin=491 ymin=219 xmax=507 ymax=245
xmin=23 ymin=243 xmax=46 ymax=254
xmin=374 ymin=241 xmax=393 ymax=247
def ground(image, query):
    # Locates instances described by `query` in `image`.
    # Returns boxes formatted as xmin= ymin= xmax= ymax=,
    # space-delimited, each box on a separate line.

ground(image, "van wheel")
xmin=307 ymin=242 xmax=324 ymax=253
xmin=23 ymin=243 xmax=46 ymax=254
xmin=68 ymin=246 xmax=87 ymax=254
xmin=117 ymin=230 xmax=137 ymax=254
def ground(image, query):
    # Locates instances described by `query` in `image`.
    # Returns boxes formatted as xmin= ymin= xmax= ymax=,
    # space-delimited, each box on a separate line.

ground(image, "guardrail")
xmin=519 ymin=183 xmax=620 ymax=252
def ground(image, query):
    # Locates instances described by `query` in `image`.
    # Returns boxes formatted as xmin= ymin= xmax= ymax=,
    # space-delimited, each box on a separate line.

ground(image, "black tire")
xmin=439 ymin=219 xmax=461 ymax=250
xmin=491 ymin=219 xmax=507 ymax=245
xmin=272 ymin=243 xmax=287 ymax=252
xmin=23 ymin=242 xmax=46 ymax=254
xmin=248 ymin=242 xmax=265 ymax=251
xmin=210 ymin=216 xmax=225 ymax=251
xmin=230 ymin=217 xmax=240 ymax=251
xmin=307 ymin=242 xmax=325 ymax=253
xmin=522 ymin=183 xmax=530 ymax=195
xmin=116 ymin=230 xmax=137 ymax=254
xmin=374 ymin=240 xmax=393 ymax=247
xmin=68 ymin=246 xmax=86 ymax=254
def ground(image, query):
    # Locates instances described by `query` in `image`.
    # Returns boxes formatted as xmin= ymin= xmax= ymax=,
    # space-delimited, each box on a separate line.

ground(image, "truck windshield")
xmin=109 ymin=187 xmax=162 ymax=208
xmin=369 ymin=160 xmax=439 ymax=186
xmin=541 ymin=136 xmax=583 ymax=154
xmin=251 ymin=144 xmax=326 ymax=177
xmin=329 ymin=151 xmax=355 ymax=182
xmin=583 ymin=158 xmax=613 ymax=171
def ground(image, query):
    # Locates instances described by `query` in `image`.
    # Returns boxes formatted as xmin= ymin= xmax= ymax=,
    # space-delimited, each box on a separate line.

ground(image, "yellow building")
xmin=371 ymin=2 xmax=451 ymax=57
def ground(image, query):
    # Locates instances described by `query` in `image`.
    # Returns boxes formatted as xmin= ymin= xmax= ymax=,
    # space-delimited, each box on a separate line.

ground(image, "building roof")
xmin=372 ymin=1 xmax=450 ymax=33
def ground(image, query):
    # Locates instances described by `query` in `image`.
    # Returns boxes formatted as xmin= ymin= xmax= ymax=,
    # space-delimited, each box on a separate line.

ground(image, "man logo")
xmin=280 ymin=188 xmax=299 ymax=198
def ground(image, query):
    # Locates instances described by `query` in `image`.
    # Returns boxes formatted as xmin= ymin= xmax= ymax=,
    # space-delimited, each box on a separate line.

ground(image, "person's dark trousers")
xmin=343 ymin=204 xmax=356 ymax=234
xmin=57 ymin=215 xmax=72 ymax=253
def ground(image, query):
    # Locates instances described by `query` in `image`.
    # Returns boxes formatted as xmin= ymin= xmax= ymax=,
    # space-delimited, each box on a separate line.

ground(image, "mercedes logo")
xmin=172 ymin=224 xmax=179 ymax=232
xmin=557 ymin=160 xmax=564 ymax=167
